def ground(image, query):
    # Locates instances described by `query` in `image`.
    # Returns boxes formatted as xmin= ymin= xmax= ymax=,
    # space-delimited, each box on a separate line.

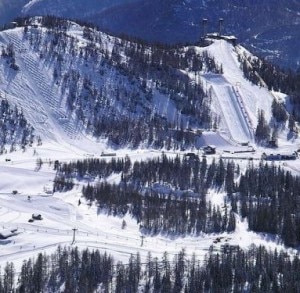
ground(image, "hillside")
xmin=0 ymin=17 xmax=287 ymax=150
xmin=1 ymin=17 xmax=300 ymax=290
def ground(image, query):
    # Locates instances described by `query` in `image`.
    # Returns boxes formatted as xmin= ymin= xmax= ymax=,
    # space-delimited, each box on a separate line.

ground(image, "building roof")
xmin=204 ymin=145 xmax=216 ymax=149
xmin=0 ymin=229 xmax=16 ymax=239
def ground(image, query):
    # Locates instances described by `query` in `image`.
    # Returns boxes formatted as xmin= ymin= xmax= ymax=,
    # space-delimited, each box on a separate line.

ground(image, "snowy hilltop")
xmin=0 ymin=0 xmax=298 ymax=68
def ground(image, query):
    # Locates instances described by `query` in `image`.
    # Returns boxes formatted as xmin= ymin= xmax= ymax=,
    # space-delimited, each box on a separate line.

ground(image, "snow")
xmin=0 ymin=24 xmax=299 ymax=269
xmin=0 ymin=142 xmax=296 ymax=272
xmin=197 ymin=131 xmax=232 ymax=148
xmin=193 ymin=40 xmax=275 ymax=144
xmin=205 ymin=74 xmax=254 ymax=142
xmin=22 ymin=1 xmax=44 ymax=13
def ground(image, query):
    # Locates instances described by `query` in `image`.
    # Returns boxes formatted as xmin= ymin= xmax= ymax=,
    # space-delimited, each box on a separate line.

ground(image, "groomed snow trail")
xmin=198 ymin=39 xmax=275 ymax=144
xmin=0 ymin=29 xmax=80 ymax=141
xmin=206 ymin=74 xmax=254 ymax=143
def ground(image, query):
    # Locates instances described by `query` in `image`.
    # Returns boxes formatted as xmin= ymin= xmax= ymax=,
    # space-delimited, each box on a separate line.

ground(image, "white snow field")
xmin=0 ymin=23 xmax=299 ymax=270
xmin=0 ymin=144 xmax=297 ymax=272
xmin=198 ymin=39 xmax=275 ymax=144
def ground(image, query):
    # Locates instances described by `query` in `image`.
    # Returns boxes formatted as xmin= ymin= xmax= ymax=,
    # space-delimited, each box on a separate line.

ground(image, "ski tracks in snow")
xmin=2 ymin=30 xmax=81 ymax=141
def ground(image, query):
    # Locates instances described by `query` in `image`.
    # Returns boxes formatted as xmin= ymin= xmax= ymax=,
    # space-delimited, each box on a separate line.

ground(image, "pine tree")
xmin=288 ymin=114 xmax=296 ymax=132
xmin=3 ymin=262 xmax=15 ymax=293
xmin=255 ymin=109 xmax=270 ymax=143
xmin=225 ymin=161 xmax=235 ymax=195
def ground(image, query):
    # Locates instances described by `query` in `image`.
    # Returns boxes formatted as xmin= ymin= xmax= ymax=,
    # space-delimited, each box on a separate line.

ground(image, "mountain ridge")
xmin=19 ymin=0 xmax=300 ymax=69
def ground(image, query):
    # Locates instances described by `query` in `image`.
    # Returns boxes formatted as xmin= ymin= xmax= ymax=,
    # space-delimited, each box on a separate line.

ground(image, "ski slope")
xmin=195 ymin=39 xmax=275 ymax=144
xmin=0 ymin=27 xmax=120 ymax=155
xmin=205 ymin=74 xmax=254 ymax=143
xmin=0 ymin=28 xmax=81 ymax=141
xmin=0 ymin=23 xmax=299 ymax=270
xmin=0 ymin=26 xmax=275 ymax=148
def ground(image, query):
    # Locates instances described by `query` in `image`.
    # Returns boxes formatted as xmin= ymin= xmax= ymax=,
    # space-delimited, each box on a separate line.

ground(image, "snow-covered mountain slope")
xmin=0 ymin=24 xmax=165 ymax=149
xmin=1 ymin=18 xmax=300 ymax=273
xmin=200 ymin=40 xmax=274 ymax=143
xmin=0 ymin=18 xmax=283 ymax=151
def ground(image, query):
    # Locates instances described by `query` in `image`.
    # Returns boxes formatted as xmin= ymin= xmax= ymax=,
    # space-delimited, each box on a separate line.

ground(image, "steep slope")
xmin=0 ymin=18 xmax=213 ymax=150
xmin=0 ymin=17 xmax=281 ymax=150
xmin=0 ymin=30 xmax=79 ymax=143
xmin=201 ymin=40 xmax=274 ymax=143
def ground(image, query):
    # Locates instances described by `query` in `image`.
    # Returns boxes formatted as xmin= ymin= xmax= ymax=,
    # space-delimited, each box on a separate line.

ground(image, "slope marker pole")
xmin=72 ymin=228 xmax=77 ymax=244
